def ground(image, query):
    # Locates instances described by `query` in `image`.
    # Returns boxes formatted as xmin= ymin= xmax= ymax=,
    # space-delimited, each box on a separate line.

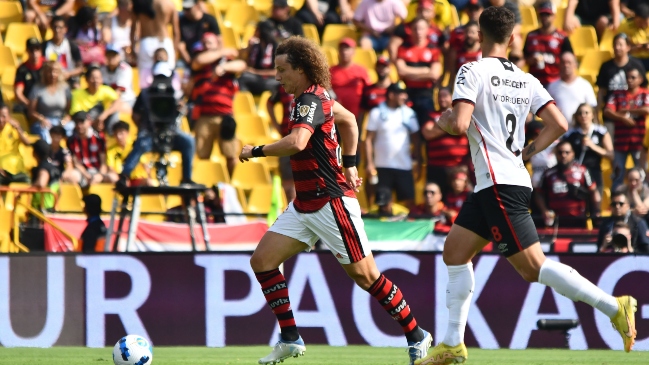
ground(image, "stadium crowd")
xmin=0 ymin=0 xmax=647 ymax=252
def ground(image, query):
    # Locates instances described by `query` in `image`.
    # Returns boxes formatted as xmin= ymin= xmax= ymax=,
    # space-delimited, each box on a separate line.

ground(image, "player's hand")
xmin=437 ymin=109 xmax=454 ymax=134
xmin=239 ymin=145 xmax=253 ymax=162
xmin=344 ymin=166 xmax=362 ymax=192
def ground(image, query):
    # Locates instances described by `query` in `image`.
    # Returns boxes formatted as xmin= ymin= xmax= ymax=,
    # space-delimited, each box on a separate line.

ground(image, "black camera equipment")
xmin=536 ymin=319 xmax=580 ymax=348
xmin=148 ymin=76 xmax=179 ymax=185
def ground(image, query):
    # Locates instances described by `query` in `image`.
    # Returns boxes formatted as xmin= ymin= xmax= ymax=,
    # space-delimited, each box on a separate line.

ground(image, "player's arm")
xmin=603 ymin=104 xmax=636 ymax=126
xmin=436 ymin=101 xmax=473 ymax=135
xmin=522 ymin=103 xmax=567 ymax=161
xmin=253 ymin=127 xmax=313 ymax=157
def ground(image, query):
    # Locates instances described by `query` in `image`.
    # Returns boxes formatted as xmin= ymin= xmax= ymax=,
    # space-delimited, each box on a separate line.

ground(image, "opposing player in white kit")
xmin=416 ymin=7 xmax=637 ymax=365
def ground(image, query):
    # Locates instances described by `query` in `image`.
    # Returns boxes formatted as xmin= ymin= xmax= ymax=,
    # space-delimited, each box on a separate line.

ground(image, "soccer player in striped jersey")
xmin=239 ymin=36 xmax=432 ymax=365
xmin=416 ymin=7 xmax=637 ymax=365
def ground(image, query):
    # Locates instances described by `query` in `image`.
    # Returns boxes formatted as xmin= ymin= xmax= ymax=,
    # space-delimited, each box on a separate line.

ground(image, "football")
xmin=112 ymin=335 xmax=153 ymax=365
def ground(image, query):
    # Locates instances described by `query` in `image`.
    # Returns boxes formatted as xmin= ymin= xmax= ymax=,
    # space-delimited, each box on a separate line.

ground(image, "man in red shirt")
xmin=387 ymin=0 xmax=445 ymax=62
xmin=396 ymin=17 xmax=442 ymax=126
xmin=450 ymin=20 xmax=481 ymax=81
xmin=449 ymin=0 xmax=483 ymax=54
xmin=329 ymin=37 xmax=371 ymax=123
xmin=523 ymin=1 xmax=573 ymax=87
xmin=420 ymin=87 xmax=469 ymax=194
xmin=360 ymin=55 xmax=391 ymax=117
xmin=604 ymin=65 xmax=649 ymax=189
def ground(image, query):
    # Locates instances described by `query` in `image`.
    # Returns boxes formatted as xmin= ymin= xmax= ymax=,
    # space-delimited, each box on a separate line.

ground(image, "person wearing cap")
xmin=70 ymin=66 xmax=123 ymax=135
xmin=43 ymin=16 xmax=84 ymax=87
xmin=101 ymin=0 xmax=133 ymax=62
xmin=178 ymin=0 xmax=221 ymax=65
xmin=361 ymin=55 xmax=392 ymax=113
xmin=24 ymin=0 xmax=75 ymax=35
xmin=388 ymin=0 xmax=445 ymax=62
xmin=352 ymin=0 xmax=407 ymax=53
xmin=364 ymin=82 xmax=420 ymax=210
xmin=449 ymin=20 xmax=481 ymax=81
xmin=238 ymin=20 xmax=282 ymax=96
xmin=14 ymin=38 xmax=45 ymax=116
xmin=0 ymin=104 xmax=31 ymax=185
xmin=618 ymin=3 xmax=649 ymax=70
xmin=268 ymin=0 xmax=304 ymax=41
xmin=101 ymin=44 xmax=136 ymax=109
xmin=66 ymin=110 xmax=113 ymax=187
xmin=79 ymin=194 xmax=108 ymax=252
xmin=30 ymin=139 xmax=61 ymax=211
xmin=190 ymin=32 xmax=245 ymax=175
xmin=330 ymin=37 xmax=371 ymax=123
xmin=295 ymin=0 xmax=353 ymax=35
xmin=523 ymin=1 xmax=572 ymax=87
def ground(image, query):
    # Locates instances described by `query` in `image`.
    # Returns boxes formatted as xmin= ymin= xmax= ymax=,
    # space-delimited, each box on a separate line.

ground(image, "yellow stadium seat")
xmin=578 ymin=50 xmax=612 ymax=85
xmin=287 ymin=0 xmax=304 ymax=13
xmin=11 ymin=113 xmax=29 ymax=132
xmin=569 ymin=26 xmax=598 ymax=59
xmin=352 ymin=48 xmax=377 ymax=70
xmin=1 ymin=67 xmax=15 ymax=103
xmin=236 ymin=114 xmax=270 ymax=144
xmin=223 ymin=2 xmax=259 ymax=35
xmin=19 ymin=144 xmax=37 ymax=171
xmin=0 ymin=47 xmax=17 ymax=75
xmin=449 ymin=4 xmax=460 ymax=29
xmin=131 ymin=67 xmax=140 ymax=95
xmin=367 ymin=69 xmax=378 ymax=84
xmin=323 ymin=46 xmax=339 ymax=66
xmin=0 ymin=1 xmax=23 ymax=34
xmin=56 ymin=183 xmax=84 ymax=212
xmin=212 ymin=0 xmax=240 ymax=13
xmin=233 ymin=91 xmax=257 ymax=116
xmin=246 ymin=184 xmax=272 ymax=214
xmin=221 ymin=25 xmax=241 ymax=49
xmin=0 ymin=208 xmax=12 ymax=253
xmin=519 ymin=6 xmax=538 ymax=28
xmin=302 ymin=24 xmax=320 ymax=44
xmin=88 ymin=183 xmax=118 ymax=213
xmin=257 ymin=90 xmax=272 ymax=122
xmin=251 ymin=0 xmax=272 ymax=16
xmin=235 ymin=186 xmax=248 ymax=210
xmin=599 ymin=28 xmax=616 ymax=56
xmin=553 ymin=6 xmax=566 ymax=31
xmin=241 ymin=23 xmax=257 ymax=46
xmin=192 ymin=159 xmax=230 ymax=186
xmin=231 ymin=161 xmax=271 ymax=191
xmin=5 ymin=23 xmax=41 ymax=60
xmin=321 ymin=24 xmax=357 ymax=49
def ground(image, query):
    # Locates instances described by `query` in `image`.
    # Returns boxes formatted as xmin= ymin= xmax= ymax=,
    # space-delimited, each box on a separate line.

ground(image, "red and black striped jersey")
xmin=539 ymin=163 xmax=596 ymax=219
xmin=67 ymin=131 xmax=106 ymax=170
xmin=191 ymin=59 xmax=239 ymax=116
xmin=449 ymin=26 xmax=466 ymax=53
xmin=269 ymin=86 xmax=294 ymax=137
xmin=605 ymin=88 xmax=649 ymax=152
xmin=523 ymin=29 xmax=572 ymax=86
xmin=424 ymin=111 xmax=469 ymax=167
xmin=397 ymin=40 xmax=441 ymax=90
xmin=444 ymin=189 xmax=471 ymax=211
xmin=289 ymin=85 xmax=356 ymax=213
xmin=361 ymin=83 xmax=388 ymax=111
xmin=455 ymin=48 xmax=482 ymax=71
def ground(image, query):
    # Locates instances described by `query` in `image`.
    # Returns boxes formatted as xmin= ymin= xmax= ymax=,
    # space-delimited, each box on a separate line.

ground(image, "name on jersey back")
xmin=490 ymin=76 xmax=529 ymax=105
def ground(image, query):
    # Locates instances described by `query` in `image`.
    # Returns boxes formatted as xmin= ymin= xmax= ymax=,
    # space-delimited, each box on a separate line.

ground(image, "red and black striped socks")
xmin=255 ymin=268 xmax=299 ymax=341
xmin=368 ymin=274 xmax=424 ymax=343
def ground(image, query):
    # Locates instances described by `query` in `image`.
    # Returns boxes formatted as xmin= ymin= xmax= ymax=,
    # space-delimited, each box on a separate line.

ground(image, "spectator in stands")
xmin=616 ymin=167 xmax=649 ymax=217
xmin=523 ymin=2 xmax=572 ymax=87
xmin=296 ymin=0 xmax=353 ymax=35
xmin=268 ymin=86 xmax=295 ymax=202
xmin=119 ymin=62 xmax=196 ymax=187
xmin=367 ymin=185 xmax=409 ymax=219
xmin=48 ymin=125 xmax=75 ymax=183
xmin=70 ymin=66 xmax=123 ymax=135
xmin=102 ymin=0 xmax=133 ymax=63
xmin=408 ymin=182 xmax=455 ymax=229
xmin=107 ymin=121 xmax=151 ymax=186
xmin=269 ymin=0 xmax=304 ymax=41
xmin=388 ymin=0 xmax=444 ymax=62
xmin=66 ymin=111 xmax=113 ymax=187
xmin=0 ymin=105 xmax=31 ymax=186
xmin=619 ymin=3 xmax=649 ymax=70
xmin=396 ymin=17 xmax=442 ymax=126
xmin=178 ymin=0 xmax=221 ymax=66
xmin=599 ymin=222 xmax=636 ymax=253
xmin=564 ymin=0 xmax=621 ymax=37
xmin=421 ymin=87 xmax=469 ymax=194
xmin=563 ymin=103 xmax=613 ymax=196
xmin=14 ymin=38 xmax=45 ymax=116
xmin=444 ymin=167 xmax=473 ymax=215
xmin=353 ymin=0 xmax=407 ymax=53
xmin=361 ymin=55 xmax=391 ymax=115
xmin=68 ymin=7 xmax=106 ymax=66
xmin=330 ymin=37 xmax=371 ymax=122
xmin=536 ymin=140 xmax=600 ymax=228
xmin=190 ymin=33 xmax=244 ymax=175
xmin=547 ymin=52 xmax=598 ymax=120
xmin=43 ymin=16 xmax=84 ymax=87
xmin=238 ymin=21 xmax=281 ymax=96
xmin=448 ymin=0 xmax=483 ymax=58
xmin=101 ymin=44 xmax=136 ymax=111
xmin=30 ymin=139 xmax=60 ymax=211
xmin=450 ymin=21 xmax=482 ymax=82
xmin=598 ymin=191 xmax=649 ymax=253
xmin=604 ymin=65 xmax=649 ymax=189
xmin=28 ymin=60 xmax=73 ymax=143
xmin=79 ymin=194 xmax=107 ymax=252
xmin=365 ymin=82 xmax=420 ymax=209
xmin=25 ymin=0 xmax=75 ymax=36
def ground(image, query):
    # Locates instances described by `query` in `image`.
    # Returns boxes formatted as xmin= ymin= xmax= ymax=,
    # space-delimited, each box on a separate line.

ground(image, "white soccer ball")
xmin=112 ymin=335 xmax=153 ymax=365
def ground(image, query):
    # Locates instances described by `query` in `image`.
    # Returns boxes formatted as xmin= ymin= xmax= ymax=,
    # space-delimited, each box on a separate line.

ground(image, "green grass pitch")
xmin=0 ymin=346 xmax=647 ymax=365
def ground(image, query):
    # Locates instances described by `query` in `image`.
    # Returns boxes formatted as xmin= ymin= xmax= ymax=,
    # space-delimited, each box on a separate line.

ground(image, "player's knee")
xmin=518 ymin=268 xmax=540 ymax=283
xmin=442 ymin=248 xmax=465 ymax=266
xmin=249 ymin=253 xmax=267 ymax=272
xmin=347 ymin=271 xmax=375 ymax=290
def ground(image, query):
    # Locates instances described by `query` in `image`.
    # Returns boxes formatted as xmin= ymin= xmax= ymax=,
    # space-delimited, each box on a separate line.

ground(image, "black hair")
xmin=32 ymin=139 xmax=50 ymax=160
xmin=49 ymin=125 xmax=66 ymax=136
xmin=410 ymin=16 xmax=429 ymax=29
xmin=85 ymin=65 xmax=101 ymax=79
xmin=555 ymin=139 xmax=573 ymax=151
xmin=624 ymin=64 xmax=643 ymax=76
xmin=465 ymin=20 xmax=479 ymax=29
xmin=112 ymin=121 xmax=130 ymax=134
xmin=51 ymin=15 xmax=66 ymax=27
xmin=610 ymin=190 xmax=627 ymax=201
xmin=636 ymin=3 xmax=649 ymax=18
xmin=613 ymin=32 xmax=630 ymax=46
xmin=257 ymin=20 xmax=277 ymax=45
xmin=479 ymin=6 xmax=516 ymax=44
xmin=132 ymin=0 xmax=155 ymax=18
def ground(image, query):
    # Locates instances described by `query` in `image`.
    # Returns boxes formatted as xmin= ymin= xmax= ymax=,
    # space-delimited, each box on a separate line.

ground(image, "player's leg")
xmin=251 ymin=204 xmax=316 ymax=364
xmin=305 ymin=196 xmax=432 ymax=364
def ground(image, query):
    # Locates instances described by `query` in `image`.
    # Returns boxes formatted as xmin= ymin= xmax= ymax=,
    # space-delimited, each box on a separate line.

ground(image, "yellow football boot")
xmin=611 ymin=295 xmax=637 ymax=352
xmin=414 ymin=342 xmax=468 ymax=365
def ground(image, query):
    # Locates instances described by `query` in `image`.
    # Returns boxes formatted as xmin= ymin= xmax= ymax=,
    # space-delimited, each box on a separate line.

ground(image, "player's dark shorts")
xmin=376 ymin=167 xmax=415 ymax=201
xmin=454 ymin=184 xmax=539 ymax=257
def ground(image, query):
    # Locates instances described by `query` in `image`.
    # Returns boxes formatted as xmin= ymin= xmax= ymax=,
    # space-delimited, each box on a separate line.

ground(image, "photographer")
xmin=117 ymin=62 xmax=196 ymax=188
xmin=600 ymin=222 xmax=635 ymax=253
xmin=597 ymin=191 xmax=649 ymax=253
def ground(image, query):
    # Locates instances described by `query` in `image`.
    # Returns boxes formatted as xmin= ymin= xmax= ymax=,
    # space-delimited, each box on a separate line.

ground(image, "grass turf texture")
xmin=0 ymin=346 xmax=647 ymax=365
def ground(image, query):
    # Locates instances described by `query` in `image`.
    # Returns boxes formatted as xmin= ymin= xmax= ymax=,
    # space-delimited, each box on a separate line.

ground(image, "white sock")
xmin=443 ymin=263 xmax=474 ymax=347
xmin=538 ymin=259 xmax=619 ymax=318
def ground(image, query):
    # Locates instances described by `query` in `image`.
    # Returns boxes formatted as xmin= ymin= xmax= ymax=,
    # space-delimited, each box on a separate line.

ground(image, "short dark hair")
xmin=51 ymin=15 xmax=66 ymax=26
xmin=479 ymin=6 xmax=516 ymax=44
xmin=112 ymin=121 xmax=130 ymax=134
xmin=85 ymin=65 xmax=101 ymax=79
xmin=465 ymin=20 xmax=479 ymax=29
xmin=555 ymin=139 xmax=573 ymax=151
xmin=613 ymin=33 xmax=630 ymax=46
xmin=49 ymin=125 xmax=66 ymax=136
xmin=624 ymin=64 xmax=643 ymax=76
xmin=611 ymin=190 xmax=627 ymax=201
xmin=636 ymin=3 xmax=649 ymax=18
xmin=32 ymin=139 xmax=50 ymax=160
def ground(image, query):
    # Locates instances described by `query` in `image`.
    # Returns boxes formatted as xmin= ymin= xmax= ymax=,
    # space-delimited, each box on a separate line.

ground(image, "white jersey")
xmin=453 ymin=57 xmax=554 ymax=192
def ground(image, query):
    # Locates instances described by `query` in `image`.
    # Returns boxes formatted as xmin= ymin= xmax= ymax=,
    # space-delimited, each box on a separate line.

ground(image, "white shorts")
xmin=268 ymin=196 xmax=371 ymax=264
xmin=137 ymin=37 xmax=176 ymax=89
